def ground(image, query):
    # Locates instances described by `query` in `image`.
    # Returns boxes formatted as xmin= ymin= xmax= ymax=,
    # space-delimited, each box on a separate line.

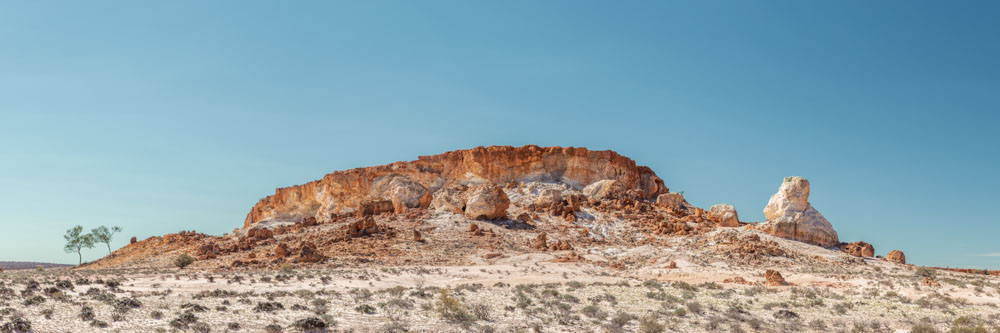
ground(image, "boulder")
xmin=759 ymin=177 xmax=839 ymax=247
xmin=533 ymin=232 xmax=548 ymax=250
xmin=483 ymin=252 xmax=502 ymax=259
xmin=464 ymin=184 xmax=509 ymax=220
xmin=430 ymin=185 xmax=468 ymax=214
xmin=247 ymin=228 xmax=273 ymax=240
xmin=842 ymin=241 xmax=875 ymax=258
xmin=275 ymin=243 xmax=289 ymax=258
xmin=346 ymin=217 xmax=378 ymax=238
xmin=130 ymin=237 xmax=137 ymax=244
xmin=708 ymin=204 xmax=740 ymax=227
xmin=549 ymin=240 xmax=573 ymax=251
xmin=297 ymin=242 xmax=325 ymax=263
xmin=356 ymin=199 xmax=394 ymax=217
xmin=195 ymin=243 xmax=219 ymax=260
xmin=371 ymin=176 xmax=432 ymax=214
xmin=764 ymin=269 xmax=789 ymax=286
xmin=655 ymin=193 xmax=686 ymax=209
xmin=583 ymin=180 xmax=626 ymax=200
xmin=886 ymin=250 xmax=906 ymax=264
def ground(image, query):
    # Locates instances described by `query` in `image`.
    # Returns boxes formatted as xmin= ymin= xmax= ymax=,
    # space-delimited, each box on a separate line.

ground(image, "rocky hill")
xmin=88 ymin=145 xmax=900 ymax=271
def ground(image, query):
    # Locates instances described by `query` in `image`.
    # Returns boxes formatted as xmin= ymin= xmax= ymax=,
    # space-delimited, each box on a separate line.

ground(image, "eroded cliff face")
xmin=243 ymin=145 xmax=667 ymax=228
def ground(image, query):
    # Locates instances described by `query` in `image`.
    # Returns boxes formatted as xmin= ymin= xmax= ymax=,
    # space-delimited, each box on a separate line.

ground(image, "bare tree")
xmin=91 ymin=225 xmax=122 ymax=255
xmin=64 ymin=225 xmax=95 ymax=265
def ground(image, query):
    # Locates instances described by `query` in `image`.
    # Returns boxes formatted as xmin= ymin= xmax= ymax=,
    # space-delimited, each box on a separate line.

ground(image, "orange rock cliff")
xmin=243 ymin=145 xmax=668 ymax=228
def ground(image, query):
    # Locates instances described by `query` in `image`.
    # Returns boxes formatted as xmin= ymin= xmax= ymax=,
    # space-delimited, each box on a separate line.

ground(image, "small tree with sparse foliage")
xmin=91 ymin=225 xmax=122 ymax=255
xmin=174 ymin=254 xmax=195 ymax=269
xmin=64 ymin=226 xmax=95 ymax=265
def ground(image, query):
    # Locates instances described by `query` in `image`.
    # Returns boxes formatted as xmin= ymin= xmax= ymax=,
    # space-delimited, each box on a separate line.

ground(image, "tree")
xmin=91 ymin=225 xmax=122 ymax=255
xmin=64 ymin=226 xmax=95 ymax=265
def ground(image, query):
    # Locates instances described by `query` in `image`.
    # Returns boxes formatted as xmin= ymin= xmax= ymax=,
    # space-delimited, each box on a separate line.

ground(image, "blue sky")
xmin=1 ymin=1 xmax=998 ymax=267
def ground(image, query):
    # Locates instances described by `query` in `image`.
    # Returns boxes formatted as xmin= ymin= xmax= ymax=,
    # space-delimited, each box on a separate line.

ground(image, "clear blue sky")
xmin=1 ymin=1 xmax=998 ymax=267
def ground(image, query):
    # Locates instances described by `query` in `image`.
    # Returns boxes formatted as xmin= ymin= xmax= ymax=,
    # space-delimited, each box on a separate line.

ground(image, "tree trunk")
xmin=77 ymin=249 xmax=82 ymax=266
xmin=107 ymin=243 xmax=111 ymax=255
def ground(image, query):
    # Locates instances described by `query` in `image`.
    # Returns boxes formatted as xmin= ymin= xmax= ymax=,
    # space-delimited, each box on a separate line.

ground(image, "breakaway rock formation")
xmin=757 ymin=177 xmax=839 ymax=247
xmin=244 ymin=145 xmax=667 ymax=228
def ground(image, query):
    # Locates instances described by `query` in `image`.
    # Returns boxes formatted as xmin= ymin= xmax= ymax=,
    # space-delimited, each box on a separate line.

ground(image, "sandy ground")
xmin=4 ymin=234 xmax=1000 ymax=333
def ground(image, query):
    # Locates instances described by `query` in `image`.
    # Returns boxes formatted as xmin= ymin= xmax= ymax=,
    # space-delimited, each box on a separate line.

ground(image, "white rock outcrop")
xmin=759 ymin=176 xmax=839 ymax=247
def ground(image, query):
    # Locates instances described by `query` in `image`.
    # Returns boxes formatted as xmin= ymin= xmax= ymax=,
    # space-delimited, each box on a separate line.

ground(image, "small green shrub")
xmin=174 ymin=254 xmax=195 ymax=269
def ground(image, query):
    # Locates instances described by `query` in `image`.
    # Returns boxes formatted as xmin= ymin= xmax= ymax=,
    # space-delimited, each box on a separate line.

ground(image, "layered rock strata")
xmin=244 ymin=145 xmax=667 ymax=228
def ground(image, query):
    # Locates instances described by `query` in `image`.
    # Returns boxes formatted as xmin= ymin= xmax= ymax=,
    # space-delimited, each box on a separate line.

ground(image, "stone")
xmin=346 ymin=217 xmax=378 ymax=238
xmin=536 ymin=189 xmax=563 ymax=206
xmin=551 ymin=252 xmax=583 ymax=263
xmin=724 ymin=277 xmax=750 ymax=284
xmin=583 ymin=179 xmax=627 ymax=200
xmin=922 ymin=277 xmax=940 ymax=287
xmin=842 ymin=241 xmax=875 ymax=258
xmin=297 ymin=242 xmax=325 ymax=263
xmin=430 ymin=185 xmax=468 ymax=214
xmin=244 ymin=145 xmax=667 ymax=228
xmin=515 ymin=212 xmax=533 ymax=222
xmin=275 ymin=243 xmax=289 ymax=258
xmin=356 ymin=200 xmax=394 ymax=217
xmin=533 ymin=232 xmax=548 ymax=250
xmin=412 ymin=230 xmax=423 ymax=242
xmin=665 ymin=261 xmax=678 ymax=269
xmin=549 ymin=240 xmax=573 ymax=251
xmin=464 ymin=184 xmax=509 ymax=220
xmin=248 ymin=228 xmax=273 ymax=240
xmin=759 ymin=177 xmax=839 ymax=247
xmin=708 ymin=204 xmax=740 ymax=227
xmin=130 ymin=237 xmax=137 ymax=244
xmin=886 ymin=250 xmax=906 ymax=264
xmin=764 ymin=269 xmax=789 ymax=286
xmin=371 ymin=176 xmax=433 ymax=214
xmin=195 ymin=243 xmax=219 ymax=260
xmin=656 ymin=193 xmax=686 ymax=209
xmin=301 ymin=216 xmax=317 ymax=227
